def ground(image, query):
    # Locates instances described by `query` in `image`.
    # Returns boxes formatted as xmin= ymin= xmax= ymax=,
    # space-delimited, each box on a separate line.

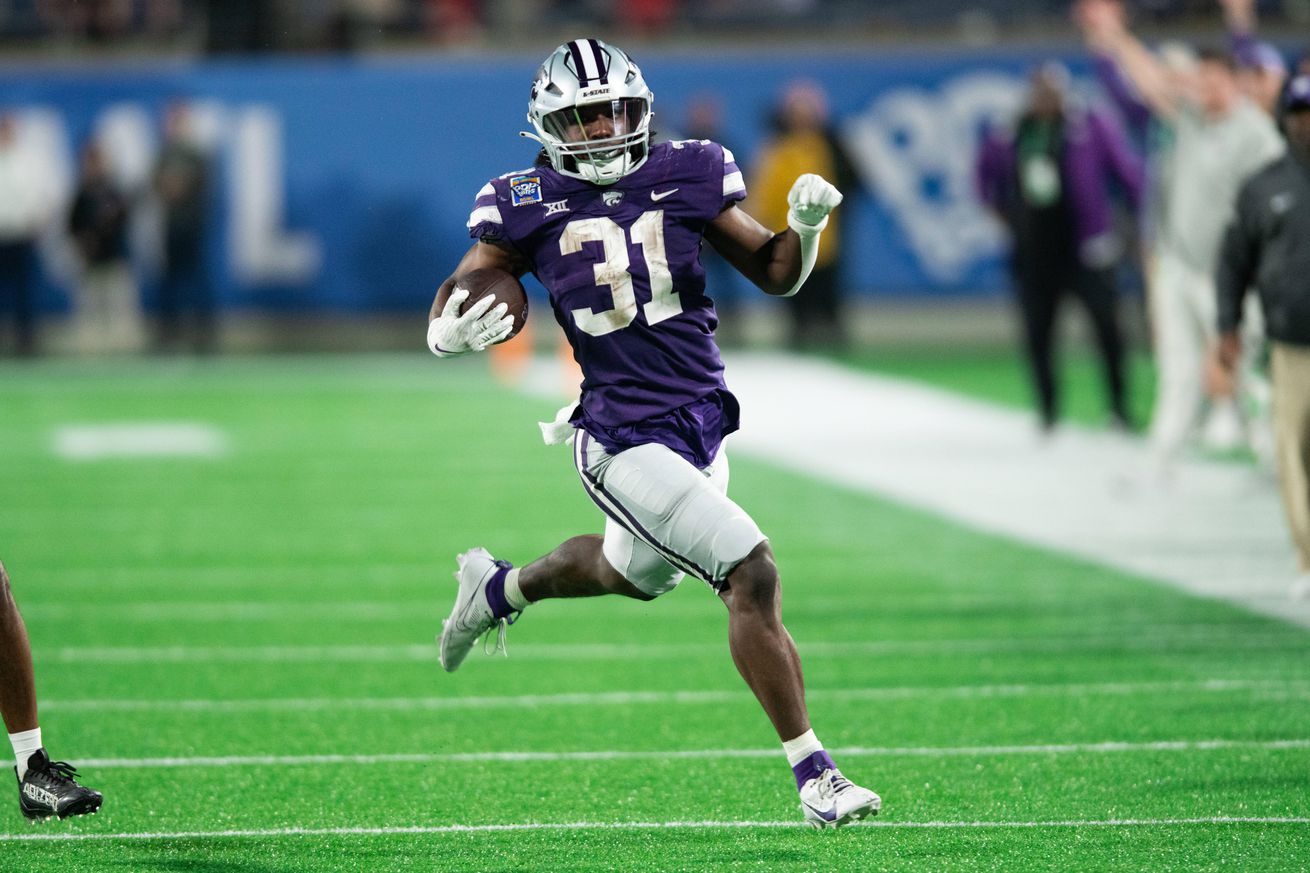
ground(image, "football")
xmin=441 ymin=267 xmax=529 ymax=342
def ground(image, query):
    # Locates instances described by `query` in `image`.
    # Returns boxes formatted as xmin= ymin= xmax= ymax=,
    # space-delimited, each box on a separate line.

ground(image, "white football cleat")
xmin=437 ymin=547 xmax=515 ymax=673
xmin=798 ymin=768 xmax=881 ymax=830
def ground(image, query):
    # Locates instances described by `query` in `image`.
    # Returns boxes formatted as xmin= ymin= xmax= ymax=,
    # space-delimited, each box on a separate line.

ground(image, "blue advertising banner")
xmin=0 ymin=48 xmax=1099 ymax=314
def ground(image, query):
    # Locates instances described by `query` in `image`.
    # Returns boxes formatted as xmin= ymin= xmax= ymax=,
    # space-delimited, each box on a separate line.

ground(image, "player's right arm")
xmin=426 ymin=240 xmax=528 ymax=358
xmin=1078 ymin=0 xmax=1181 ymax=119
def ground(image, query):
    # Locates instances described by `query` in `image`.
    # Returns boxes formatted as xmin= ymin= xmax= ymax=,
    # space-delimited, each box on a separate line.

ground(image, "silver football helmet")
xmin=522 ymin=38 xmax=654 ymax=185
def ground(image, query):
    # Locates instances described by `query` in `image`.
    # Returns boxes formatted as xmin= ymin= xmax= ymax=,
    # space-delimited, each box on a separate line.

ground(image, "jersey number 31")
xmin=559 ymin=209 xmax=680 ymax=337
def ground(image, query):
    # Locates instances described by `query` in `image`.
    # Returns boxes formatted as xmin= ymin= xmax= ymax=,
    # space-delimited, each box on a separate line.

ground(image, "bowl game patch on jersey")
xmin=510 ymin=175 xmax=543 ymax=206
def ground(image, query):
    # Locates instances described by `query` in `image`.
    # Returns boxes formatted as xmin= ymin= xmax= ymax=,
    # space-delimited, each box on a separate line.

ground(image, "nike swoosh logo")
xmin=801 ymin=799 xmax=838 ymax=821
xmin=651 ymin=188 xmax=678 ymax=201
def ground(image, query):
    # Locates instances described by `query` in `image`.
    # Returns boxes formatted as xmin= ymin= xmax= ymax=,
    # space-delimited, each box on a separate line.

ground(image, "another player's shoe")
xmin=798 ymin=766 xmax=880 ymax=830
xmin=16 ymin=750 xmax=103 ymax=820
xmin=437 ymin=547 xmax=518 ymax=672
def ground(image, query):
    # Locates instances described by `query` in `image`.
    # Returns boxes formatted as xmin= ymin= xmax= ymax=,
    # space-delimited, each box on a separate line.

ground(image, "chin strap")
xmin=781 ymin=210 xmax=828 ymax=299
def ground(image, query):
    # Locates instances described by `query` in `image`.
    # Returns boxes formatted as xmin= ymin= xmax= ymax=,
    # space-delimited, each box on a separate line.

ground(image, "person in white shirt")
xmin=0 ymin=113 xmax=53 ymax=356
xmin=1081 ymin=1 xmax=1284 ymax=475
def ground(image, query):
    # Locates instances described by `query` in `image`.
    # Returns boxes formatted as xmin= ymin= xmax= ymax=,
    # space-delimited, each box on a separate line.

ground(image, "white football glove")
xmin=780 ymin=173 xmax=842 ymax=297
xmin=787 ymin=173 xmax=843 ymax=235
xmin=426 ymin=287 xmax=515 ymax=357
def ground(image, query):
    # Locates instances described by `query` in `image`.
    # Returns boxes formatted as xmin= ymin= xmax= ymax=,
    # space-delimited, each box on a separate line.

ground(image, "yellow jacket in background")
xmin=748 ymin=129 xmax=840 ymax=268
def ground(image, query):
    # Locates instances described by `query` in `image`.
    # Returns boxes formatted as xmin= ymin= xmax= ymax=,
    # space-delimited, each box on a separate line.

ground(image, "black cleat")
xmin=16 ymin=750 xmax=103 ymax=820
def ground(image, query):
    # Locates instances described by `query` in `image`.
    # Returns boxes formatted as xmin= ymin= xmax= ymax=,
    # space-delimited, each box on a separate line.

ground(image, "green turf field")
xmin=0 ymin=353 xmax=1305 ymax=872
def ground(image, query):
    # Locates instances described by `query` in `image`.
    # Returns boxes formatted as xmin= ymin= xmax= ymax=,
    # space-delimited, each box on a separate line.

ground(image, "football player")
xmin=428 ymin=38 xmax=879 ymax=829
xmin=0 ymin=559 xmax=101 ymax=819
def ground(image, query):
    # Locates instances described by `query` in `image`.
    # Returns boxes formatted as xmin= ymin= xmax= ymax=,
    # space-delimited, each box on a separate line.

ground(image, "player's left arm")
xmin=705 ymin=173 xmax=842 ymax=298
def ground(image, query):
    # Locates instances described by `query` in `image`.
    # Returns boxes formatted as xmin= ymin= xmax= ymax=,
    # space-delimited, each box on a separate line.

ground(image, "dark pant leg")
xmin=1073 ymin=265 xmax=1129 ymax=426
xmin=0 ymin=241 xmax=36 ymax=356
xmin=159 ymin=234 xmax=205 ymax=352
xmin=789 ymin=262 xmax=844 ymax=351
xmin=188 ymin=263 xmax=217 ymax=353
xmin=155 ymin=269 xmax=183 ymax=351
xmin=1015 ymin=254 xmax=1062 ymax=428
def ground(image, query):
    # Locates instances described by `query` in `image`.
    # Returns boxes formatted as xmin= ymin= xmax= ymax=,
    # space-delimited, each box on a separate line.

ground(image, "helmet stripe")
xmin=586 ymin=38 xmax=609 ymax=85
xmin=567 ymin=40 xmax=591 ymax=85
xmin=576 ymin=39 xmax=601 ymax=84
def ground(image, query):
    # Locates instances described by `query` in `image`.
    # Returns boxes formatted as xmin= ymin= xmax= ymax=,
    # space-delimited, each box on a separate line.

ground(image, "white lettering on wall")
xmin=842 ymin=71 xmax=1026 ymax=283
xmin=228 ymin=106 xmax=322 ymax=286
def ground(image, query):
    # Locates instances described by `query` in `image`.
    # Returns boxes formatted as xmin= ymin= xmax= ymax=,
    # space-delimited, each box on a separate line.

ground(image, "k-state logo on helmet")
xmin=510 ymin=176 xmax=543 ymax=207
xmin=602 ymin=190 xmax=624 ymax=207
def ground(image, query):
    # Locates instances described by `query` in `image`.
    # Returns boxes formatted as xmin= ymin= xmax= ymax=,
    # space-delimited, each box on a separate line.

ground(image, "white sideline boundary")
xmin=2 ymin=817 xmax=1307 ymax=842
xmin=717 ymin=353 xmax=1310 ymax=628
xmin=37 ymin=678 xmax=1310 ymax=713
xmin=72 ymin=738 xmax=1310 ymax=769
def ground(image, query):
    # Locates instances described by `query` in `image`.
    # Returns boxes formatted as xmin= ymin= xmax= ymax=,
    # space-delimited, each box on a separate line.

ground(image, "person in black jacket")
xmin=1216 ymin=74 xmax=1310 ymax=598
xmin=68 ymin=141 xmax=142 ymax=354
xmin=153 ymin=103 xmax=214 ymax=353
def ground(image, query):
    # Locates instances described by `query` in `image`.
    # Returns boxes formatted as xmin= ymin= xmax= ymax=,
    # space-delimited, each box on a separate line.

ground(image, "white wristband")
xmin=782 ymin=211 xmax=826 ymax=298
xmin=787 ymin=210 xmax=829 ymax=237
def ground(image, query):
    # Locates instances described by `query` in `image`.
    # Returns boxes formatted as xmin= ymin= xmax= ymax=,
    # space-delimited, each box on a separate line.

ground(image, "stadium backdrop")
xmin=0 ymin=48 xmax=1102 ymax=316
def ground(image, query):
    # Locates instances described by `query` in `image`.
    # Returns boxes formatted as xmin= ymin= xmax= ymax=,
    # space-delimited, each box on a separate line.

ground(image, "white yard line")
xmin=72 ymin=738 xmax=1310 ymax=769
xmin=719 ymin=353 xmax=1309 ymax=628
xmin=1 ymin=817 xmax=1306 ymax=842
xmin=37 ymin=678 xmax=1309 ymax=713
xmin=33 ymin=627 xmax=1308 ymax=664
xmin=52 ymin=423 xmax=228 ymax=460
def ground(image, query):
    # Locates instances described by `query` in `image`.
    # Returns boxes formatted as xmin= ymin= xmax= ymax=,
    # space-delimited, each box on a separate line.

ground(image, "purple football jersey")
xmin=467 ymin=140 xmax=748 ymax=467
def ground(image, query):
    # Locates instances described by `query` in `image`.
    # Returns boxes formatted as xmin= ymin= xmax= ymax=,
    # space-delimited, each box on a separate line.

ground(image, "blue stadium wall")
xmin=0 ymin=48 xmax=1094 ymax=314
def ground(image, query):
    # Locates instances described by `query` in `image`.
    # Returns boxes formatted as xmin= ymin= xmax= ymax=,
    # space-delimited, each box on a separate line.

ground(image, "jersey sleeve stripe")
xmin=466 ymin=204 xmax=503 ymax=228
xmin=476 ymin=182 xmax=495 ymax=198
xmin=722 ymin=147 xmax=737 ymax=165
xmin=723 ymin=171 xmax=745 ymax=196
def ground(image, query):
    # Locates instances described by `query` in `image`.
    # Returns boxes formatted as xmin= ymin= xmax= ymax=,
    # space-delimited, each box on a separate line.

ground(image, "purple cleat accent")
xmin=792 ymin=750 xmax=839 ymax=790
xmin=482 ymin=560 xmax=516 ymax=620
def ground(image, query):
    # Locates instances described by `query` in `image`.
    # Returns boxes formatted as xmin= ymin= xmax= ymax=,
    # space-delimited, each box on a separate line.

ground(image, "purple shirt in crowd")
xmin=976 ymin=102 xmax=1145 ymax=269
xmin=467 ymin=140 xmax=747 ymax=467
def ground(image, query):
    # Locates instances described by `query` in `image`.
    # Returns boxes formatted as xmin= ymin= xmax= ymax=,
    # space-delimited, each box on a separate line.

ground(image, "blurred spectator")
xmin=1083 ymin=0 xmax=1283 ymax=473
xmin=422 ymin=0 xmax=481 ymax=44
xmin=749 ymin=80 xmax=855 ymax=350
xmin=153 ymin=103 xmax=215 ymax=353
xmin=37 ymin=0 xmax=133 ymax=42
xmin=617 ymin=0 xmax=678 ymax=34
xmin=975 ymin=63 xmax=1143 ymax=432
xmin=0 ymin=114 xmax=52 ymax=357
xmin=68 ymin=141 xmax=143 ymax=354
xmin=1221 ymin=0 xmax=1290 ymax=116
xmin=1214 ymin=75 xmax=1310 ymax=597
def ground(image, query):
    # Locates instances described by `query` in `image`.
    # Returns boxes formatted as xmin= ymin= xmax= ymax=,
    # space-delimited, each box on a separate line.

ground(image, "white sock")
xmin=9 ymin=728 xmax=42 ymax=780
xmin=503 ymin=567 xmax=529 ymax=611
xmin=782 ymin=728 xmax=823 ymax=767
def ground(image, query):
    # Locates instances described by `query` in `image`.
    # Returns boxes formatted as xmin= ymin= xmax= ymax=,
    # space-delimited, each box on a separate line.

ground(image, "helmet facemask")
xmin=540 ymin=97 xmax=651 ymax=184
